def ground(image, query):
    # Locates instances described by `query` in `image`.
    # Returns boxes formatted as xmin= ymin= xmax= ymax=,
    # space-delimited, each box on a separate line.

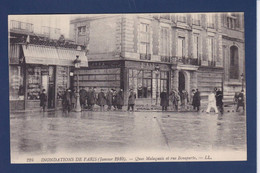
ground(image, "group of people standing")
xmin=160 ymin=89 xmax=201 ymax=112
xmin=206 ymin=88 xmax=223 ymax=114
xmin=62 ymin=87 xmax=125 ymax=112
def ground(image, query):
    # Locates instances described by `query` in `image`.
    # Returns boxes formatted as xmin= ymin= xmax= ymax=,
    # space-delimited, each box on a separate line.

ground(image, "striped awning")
xmin=22 ymin=44 xmax=88 ymax=67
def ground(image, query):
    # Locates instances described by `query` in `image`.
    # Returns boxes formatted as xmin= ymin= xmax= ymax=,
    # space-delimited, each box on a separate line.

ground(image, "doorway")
xmin=179 ymin=71 xmax=185 ymax=92
xmin=41 ymin=66 xmax=56 ymax=109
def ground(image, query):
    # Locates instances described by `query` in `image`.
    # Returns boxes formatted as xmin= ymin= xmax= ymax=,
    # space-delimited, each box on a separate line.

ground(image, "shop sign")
xmin=89 ymin=61 xmax=122 ymax=69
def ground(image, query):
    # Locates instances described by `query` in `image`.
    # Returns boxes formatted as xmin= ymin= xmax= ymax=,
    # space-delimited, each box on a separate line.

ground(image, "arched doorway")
xmin=179 ymin=71 xmax=185 ymax=92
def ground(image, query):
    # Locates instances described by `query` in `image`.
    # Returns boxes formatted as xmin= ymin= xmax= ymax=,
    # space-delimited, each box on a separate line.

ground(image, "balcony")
xmin=10 ymin=20 xmax=34 ymax=33
xmin=140 ymin=54 xmax=151 ymax=60
xmin=160 ymin=56 xmax=201 ymax=65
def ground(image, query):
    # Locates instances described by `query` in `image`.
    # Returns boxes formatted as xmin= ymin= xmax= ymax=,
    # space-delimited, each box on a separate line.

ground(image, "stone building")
xmin=9 ymin=19 xmax=88 ymax=111
xmin=69 ymin=13 xmax=244 ymax=106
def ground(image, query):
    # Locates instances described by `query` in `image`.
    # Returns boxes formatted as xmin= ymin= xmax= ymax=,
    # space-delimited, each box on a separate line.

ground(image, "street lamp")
xmin=73 ymin=48 xmax=82 ymax=112
xmin=240 ymin=73 xmax=244 ymax=91
xmin=155 ymin=65 xmax=160 ymax=105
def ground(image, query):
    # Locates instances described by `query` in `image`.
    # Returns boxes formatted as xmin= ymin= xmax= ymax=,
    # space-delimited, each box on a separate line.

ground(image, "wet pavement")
xmin=10 ymin=109 xmax=246 ymax=162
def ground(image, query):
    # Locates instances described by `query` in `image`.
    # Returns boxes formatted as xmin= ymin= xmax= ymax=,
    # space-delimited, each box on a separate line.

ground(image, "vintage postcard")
xmin=9 ymin=13 xmax=247 ymax=164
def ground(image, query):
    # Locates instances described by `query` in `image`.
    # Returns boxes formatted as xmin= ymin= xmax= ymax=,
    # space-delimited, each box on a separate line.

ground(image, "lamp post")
xmin=240 ymin=73 xmax=244 ymax=91
xmin=155 ymin=65 xmax=160 ymax=105
xmin=73 ymin=54 xmax=82 ymax=112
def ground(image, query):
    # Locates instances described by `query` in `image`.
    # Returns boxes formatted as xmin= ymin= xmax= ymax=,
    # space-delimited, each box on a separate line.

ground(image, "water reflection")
xmin=10 ymin=110 xmax=246 ymax=157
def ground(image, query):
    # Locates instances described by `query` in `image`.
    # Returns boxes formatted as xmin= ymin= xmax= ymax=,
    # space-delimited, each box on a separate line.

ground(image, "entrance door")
xmin=48 ymin=66 xmax=55 ymax=108
xmin=179 ymin=71 xmax=185 ymax=92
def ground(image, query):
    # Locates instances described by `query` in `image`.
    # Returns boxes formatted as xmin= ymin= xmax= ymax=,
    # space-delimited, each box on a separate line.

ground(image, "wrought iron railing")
xmin=140 ymin=54 xmax=151 ymax=60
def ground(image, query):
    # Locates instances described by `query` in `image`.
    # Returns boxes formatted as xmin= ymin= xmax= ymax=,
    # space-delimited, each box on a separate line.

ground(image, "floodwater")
xmin=10 ymin=109 xmax=246 ymax=161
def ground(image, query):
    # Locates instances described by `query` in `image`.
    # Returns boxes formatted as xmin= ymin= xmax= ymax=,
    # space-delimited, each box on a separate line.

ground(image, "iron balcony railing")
xmin=140 ymin=53 xmax=151 ymax=60
xmin=10 ymin=20 xmax=34 ymax=33
xmin=160 ymin=56 xmax=202 ymax=66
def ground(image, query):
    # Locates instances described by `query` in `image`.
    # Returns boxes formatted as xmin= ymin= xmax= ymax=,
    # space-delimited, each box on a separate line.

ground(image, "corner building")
xmin=70 ymin=13 xmax=244 ymax=106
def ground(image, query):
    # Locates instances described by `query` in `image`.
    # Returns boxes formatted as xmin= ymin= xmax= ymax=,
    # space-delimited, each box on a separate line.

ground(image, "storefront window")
xmin=133 ymin=70 xmax=152 ymax=98
xmin=27 ymin=66 xmax=41 ymax=100
xmin=57 ymin=66 xmax=69 ymax=100
xmin=9 ymin=65 xmax=24 ymax=100
xmin=160 ymin=71 xmax=168 ymax=93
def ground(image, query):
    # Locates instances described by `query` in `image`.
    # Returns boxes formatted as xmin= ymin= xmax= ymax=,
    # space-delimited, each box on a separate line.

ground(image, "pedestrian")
xmin=70 ymin=89 xmax=76 ymax=110
xmin=236 ymin=90 xmax=245 ymax=112
xmin=127 ymin=89 xmax=136 ymax=112
xmin=180 ymin=90 xmax=189 ymax=110
xmin=112 ymin=89 xmax=117 ymax=110
xmin=160 ymin=89 xmax=168 ymax=111
xmin=62 ymin=89 xmax=72 ymax=112
xmin=192 ymin=89 xmax=201 ymax=111
xmin=39 ymin=89 xmax=47 ymax=112
xmin=116 ymin=89 xmax=124 ymax=110
xmin=216 ymin=88 xmax=224 ymax=114
xmin=79 ymin=87 xmax=87 ymax=109
xmin=86 ymin=87 xmax=92 ymax=110
xmin=97 ymin=89 xmax=106 ymax=111
xmin=169 ymin=89 xmax=179 ymax=111
xmin=106 ymin=89 xmax=113 ymax=111
xmin=206 ymin=90 xmax=219 ymax=114
xmin=89 ymin=87 xmax=97 ymax=111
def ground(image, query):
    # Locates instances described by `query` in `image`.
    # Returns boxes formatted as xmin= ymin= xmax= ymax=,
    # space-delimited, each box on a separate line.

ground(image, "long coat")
xmin=237 ymin=92 xmax=244 ymax=106
xmin=97 ymin=92 xmax=106 ymax=106
xmin=128 ymin=91 xmax=136 ymax=105
xmin=160 ymin=92 xmax=169 ymax=107
xmin=116 ymin=91 xmax=124 ymax=106
xmin=88 ymin=90 xmax=96 ymax=105
xmin=192 ymin=91 xmax=201 ymax=107
xmin=106 ymin=91 xmax=113 ymax=106
xmin=39 ymin=93 xmax=47 ymax=106
xmin=79 ymin=89 xmax=87 ymax=104
xmin=216 ymin=90 xmax=223 ymax=106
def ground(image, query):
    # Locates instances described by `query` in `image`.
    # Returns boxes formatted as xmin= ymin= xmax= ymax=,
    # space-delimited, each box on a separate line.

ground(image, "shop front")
xmin=9 ymin=44 xmax=88 ymax=111
xmin=124 ymin=60 xmax=171 ymax=105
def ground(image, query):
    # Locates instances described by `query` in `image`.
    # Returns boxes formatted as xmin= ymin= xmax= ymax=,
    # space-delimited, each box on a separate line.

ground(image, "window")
xmin=9 ymin=66 xmax=24 ymax=100
xmin=227 ymin=15 xmax=238 ymax=29
xmin=177 ymin=14 xmax=186 ymax=23
xmin=135 ymin=70 xmax=152 ymax=98
xmin=78 ymin=26 xmax=86 ymax=35
xmin=160 ymin=71 xmax=168 ymax=93
xmin=27 ymin=66 xmax=41 ymax=100
xmin=192 ymin=14 xmax=200 ymax=25
xmin=177 ymin=37 xmax=185 ymax=57
xmin=208 ymin=37 xmax=214 ymax=62
xmin=207 ymin=14 xmax=215 ymax=28
xmin=230 ymin=46 xmax=239 ymax=79
xmin=160 ymin=27 xmax=170 ymax=56
xmin=193 ymin=34 xmax=200 ymax=59
xmin=140 ymin=23 xmax=150 ymax=57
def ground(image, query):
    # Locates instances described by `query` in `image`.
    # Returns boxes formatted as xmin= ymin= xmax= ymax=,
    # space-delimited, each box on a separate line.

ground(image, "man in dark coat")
xmin=86 ymin=87 xmax=92 ymax=110
xmin=192 ymin=89 xmax=201 ymax=111
xmin=39 ymin=89 xmax=47 ymax=112
xmin=236 ymin=90 xmax=245 ymax=112
xmin=79 ymin=87 xmax=87 ymax=109
xmin=97 ymin=89 xmax=106 ymax=111
xmin=127 ymin=89 xmax=136 ymax=112
xmin=106 ymin=89 xmax=113 ymax=111
xmin=116 ymin=89 xmax=124 ymax=110
xmin=88 ymin=87 xmax=97 ymax=111
xmin=216 ymin=88 xmax=224 ymax=114
xmin=160 ymin=89 xmax=168 ymax=111
xmin=112 ymin=89 xmax=117 ymax=110
xmin=62 ymin=89 xmax=72 ymax=112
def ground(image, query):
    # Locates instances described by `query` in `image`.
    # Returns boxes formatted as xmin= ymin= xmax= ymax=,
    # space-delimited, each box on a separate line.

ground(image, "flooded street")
xmin=10 ymin=110 xmax=246 ymax=162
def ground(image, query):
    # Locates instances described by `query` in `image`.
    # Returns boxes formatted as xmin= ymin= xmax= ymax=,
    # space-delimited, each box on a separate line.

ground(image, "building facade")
xmin=9 ymin=20 xmax=88 ymax=111
xmin=70 ymin=13 xmax=245 ymax=106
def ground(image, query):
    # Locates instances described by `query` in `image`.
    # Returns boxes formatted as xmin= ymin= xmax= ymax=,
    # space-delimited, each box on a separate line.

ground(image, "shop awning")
xmin=22 ymin=45 xmax=88 ymax=67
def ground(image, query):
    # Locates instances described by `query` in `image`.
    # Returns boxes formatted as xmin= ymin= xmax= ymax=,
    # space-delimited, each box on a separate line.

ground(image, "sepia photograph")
xmin=8 ymin=13 xmax=247 ymax=163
